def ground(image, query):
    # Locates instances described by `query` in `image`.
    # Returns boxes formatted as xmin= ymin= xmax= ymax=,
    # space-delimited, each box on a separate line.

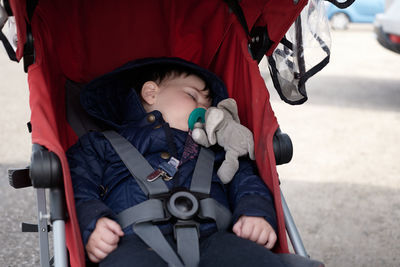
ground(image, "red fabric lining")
xmin=9 ymin=0 xmax=308 ymax=265
xmin=9 ymin=0 xmax=26 ymax=60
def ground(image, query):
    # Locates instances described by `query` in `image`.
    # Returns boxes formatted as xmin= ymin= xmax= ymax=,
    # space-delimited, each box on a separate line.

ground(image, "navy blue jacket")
xmin=66 ymin=58 xmax=277 ymax=246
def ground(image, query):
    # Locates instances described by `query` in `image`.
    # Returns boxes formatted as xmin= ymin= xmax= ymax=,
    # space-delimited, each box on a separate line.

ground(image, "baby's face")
xmin=152 ymin=74 xmax=211 ymax=131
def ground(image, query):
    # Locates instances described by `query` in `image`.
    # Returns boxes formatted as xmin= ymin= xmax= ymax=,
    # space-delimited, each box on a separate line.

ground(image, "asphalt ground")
xmin=1 ymin=24 xmax=399 ymax=266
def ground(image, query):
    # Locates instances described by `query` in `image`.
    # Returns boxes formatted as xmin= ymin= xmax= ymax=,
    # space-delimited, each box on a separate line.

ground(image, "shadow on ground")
xmin=305 ymin=76 xmax=400 ymax=112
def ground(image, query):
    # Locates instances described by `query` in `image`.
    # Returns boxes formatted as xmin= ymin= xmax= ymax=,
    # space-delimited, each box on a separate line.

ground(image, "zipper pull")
xmin=147 ymin=169 xmax=166 ymax=182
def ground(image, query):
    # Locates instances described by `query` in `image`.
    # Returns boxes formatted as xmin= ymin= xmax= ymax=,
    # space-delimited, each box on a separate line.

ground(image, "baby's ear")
xmin=141 ymin=81 xmax=159 ymax=106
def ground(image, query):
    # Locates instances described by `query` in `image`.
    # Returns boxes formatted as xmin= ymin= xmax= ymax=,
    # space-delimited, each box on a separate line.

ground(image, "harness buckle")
xmin=167 ymin=191 xmax=199 ymax=220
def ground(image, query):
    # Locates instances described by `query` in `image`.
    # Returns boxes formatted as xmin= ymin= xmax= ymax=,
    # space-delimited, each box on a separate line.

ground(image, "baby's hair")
xmin=131 ymin=63 xmax=213 ymax=101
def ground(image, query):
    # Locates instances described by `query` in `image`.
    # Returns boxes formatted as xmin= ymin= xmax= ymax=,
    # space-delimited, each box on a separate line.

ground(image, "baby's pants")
xmin=99 ymin=231 xmax=287 ymax=267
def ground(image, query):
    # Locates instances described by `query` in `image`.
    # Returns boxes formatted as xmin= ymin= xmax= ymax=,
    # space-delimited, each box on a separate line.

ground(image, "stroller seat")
xmin=64 ymin=71 xmax=323 ymax=267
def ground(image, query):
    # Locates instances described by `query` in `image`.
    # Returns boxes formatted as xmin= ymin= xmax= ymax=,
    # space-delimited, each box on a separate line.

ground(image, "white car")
xmin=374 ymin=0 xmax=400 ymax=54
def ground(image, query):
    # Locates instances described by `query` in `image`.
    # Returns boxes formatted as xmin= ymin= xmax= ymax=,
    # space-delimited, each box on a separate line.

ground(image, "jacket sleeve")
xmin=228 ymin=158 xmax=277 ymax=232
xmin=66 ymin=132 xmax=116 ymax=245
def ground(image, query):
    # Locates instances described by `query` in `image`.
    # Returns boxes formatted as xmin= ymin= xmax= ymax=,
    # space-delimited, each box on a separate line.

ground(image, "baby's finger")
xmin=100 ymin=228 xmax=120 ymax=246
xmin=249 ymin=225 xmax=262 ymax=242
xmin=87 ymin=252 xmax=101 ymax=263
xmin=240 ymin=220 xmax=255 ymax=239
xmin=97 ymin=238 xmax=118 ymax=254
xmin=264 ymin=231 xmax=277 ymax=250
xmin=232 ymin=218 xmax=243 ymax=236
xmin=104 ymin=218 xmax=124 ymax=237
xmin=91 ymin=246 xmax=108 ymax=262
xmin=256 ymin=229 xmax=269 ymax=246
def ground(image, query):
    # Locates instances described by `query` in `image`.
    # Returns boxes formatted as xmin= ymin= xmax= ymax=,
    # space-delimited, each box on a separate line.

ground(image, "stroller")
xmin=1 ymin=0 xmax=352 ymax=266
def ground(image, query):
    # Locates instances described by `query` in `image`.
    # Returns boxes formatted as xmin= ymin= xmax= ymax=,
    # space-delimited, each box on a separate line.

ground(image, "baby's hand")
xmin=86 ymin=217 xmax=124 ymax=263
xmin=232 ymin=215 xmax=277 ymax=249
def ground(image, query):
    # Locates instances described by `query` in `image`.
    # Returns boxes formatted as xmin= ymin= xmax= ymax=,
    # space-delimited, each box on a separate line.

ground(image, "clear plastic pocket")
xmin=268 ymin=0 xmax=332 ymax=105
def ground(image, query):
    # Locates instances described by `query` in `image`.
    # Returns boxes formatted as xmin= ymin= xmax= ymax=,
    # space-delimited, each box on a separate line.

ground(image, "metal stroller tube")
xmin=50 ymin=188 xmax=68 ymax=267
xmin=52 ymin=220 xmax=67 ymax=267
xmin=281 ymin=190 xmax=308 ymax=257
xmin=273 ymin=129 xmax=309 ymax=258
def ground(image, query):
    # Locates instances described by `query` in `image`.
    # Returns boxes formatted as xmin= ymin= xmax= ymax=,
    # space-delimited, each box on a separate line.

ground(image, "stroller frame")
xmin=2 ymin=0 xmax=334 ymax=266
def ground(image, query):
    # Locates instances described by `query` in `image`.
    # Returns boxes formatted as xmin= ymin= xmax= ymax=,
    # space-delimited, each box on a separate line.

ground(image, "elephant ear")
xmin=217 ymin=98 xmax=240 ymax=123
xmin=205 ymin=107 xmax=224 ymax=145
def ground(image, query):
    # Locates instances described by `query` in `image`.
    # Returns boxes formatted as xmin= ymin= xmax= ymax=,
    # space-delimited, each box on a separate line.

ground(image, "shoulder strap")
xmin=103 ymin=130 xmax=169 ymax=197
xmin=190 ymin=147 xmax=214 ymax=195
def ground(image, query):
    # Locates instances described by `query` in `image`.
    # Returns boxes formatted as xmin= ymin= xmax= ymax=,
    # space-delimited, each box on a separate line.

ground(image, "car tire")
xmin=330 ymin=12 xmax=350 ymax=30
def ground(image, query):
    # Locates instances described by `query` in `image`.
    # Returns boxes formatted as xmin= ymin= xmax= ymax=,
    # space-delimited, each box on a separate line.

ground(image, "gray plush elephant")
xmin=192 ymin=98 xmax=255 ymax=184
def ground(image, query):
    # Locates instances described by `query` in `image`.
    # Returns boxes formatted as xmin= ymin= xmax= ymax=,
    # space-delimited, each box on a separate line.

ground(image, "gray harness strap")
xmin=103 ymin=130 xmax=232 ymax=267
xmin=103 ymin=130 xmax=169 ymax=196
xmin=134 ymin=223 xmax=184 ymax=267
xmin=190 ymin=147 xmax=214 ymax=195
xmin=175 ymin=226 xmax=200 ymax=267
xmin=116 ymin=199 xmax=184 ymax=267
xmin=116 ymin=199 xmax=165 ymax=229
xmin=199 ymin=198 xmax=232 ymax=231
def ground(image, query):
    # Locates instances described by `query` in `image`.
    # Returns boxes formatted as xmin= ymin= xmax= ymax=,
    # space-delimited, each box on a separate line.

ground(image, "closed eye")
xmin=185 ymin=89 xmax=198 ymax=101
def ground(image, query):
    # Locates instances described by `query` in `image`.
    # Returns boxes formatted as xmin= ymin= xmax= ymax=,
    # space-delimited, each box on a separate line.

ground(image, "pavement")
xmin=1 ymin=24 xmax=399 ymax=266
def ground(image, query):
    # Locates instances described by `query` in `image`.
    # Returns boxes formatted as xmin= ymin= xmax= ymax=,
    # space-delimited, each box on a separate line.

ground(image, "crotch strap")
xmin=103 ymin=130 xmax=232 ymax=267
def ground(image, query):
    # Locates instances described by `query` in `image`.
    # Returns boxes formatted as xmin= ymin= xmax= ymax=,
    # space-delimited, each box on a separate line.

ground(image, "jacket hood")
xmin=81 ymin=57 xmax=229 ymax=129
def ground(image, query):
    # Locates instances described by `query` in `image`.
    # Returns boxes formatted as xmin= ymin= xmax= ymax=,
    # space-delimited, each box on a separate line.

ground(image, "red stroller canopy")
xmin=10 ymin=1 xmax=307 ymax=266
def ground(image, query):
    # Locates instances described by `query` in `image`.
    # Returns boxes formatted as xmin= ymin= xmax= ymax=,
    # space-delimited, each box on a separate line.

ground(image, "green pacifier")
xmin=188 ymin=108 xmax=206 ymax=130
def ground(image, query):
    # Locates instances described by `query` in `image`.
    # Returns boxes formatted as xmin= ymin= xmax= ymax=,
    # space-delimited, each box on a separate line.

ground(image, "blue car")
xmin=326 ymin=0 xmax=385 ymax=30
